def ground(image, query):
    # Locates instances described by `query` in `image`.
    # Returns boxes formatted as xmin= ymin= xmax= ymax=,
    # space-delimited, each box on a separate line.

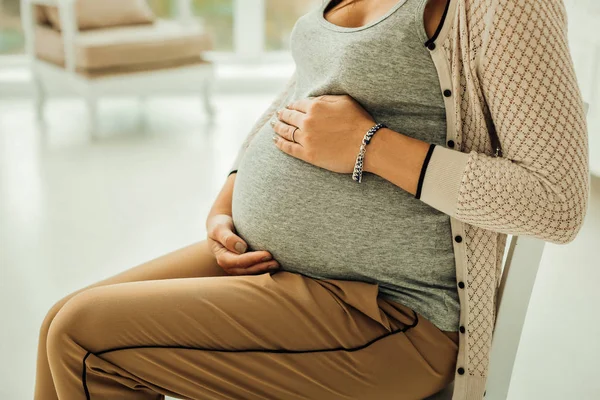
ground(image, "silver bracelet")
xmin=352 ymin=122 xmax=387 ymax=183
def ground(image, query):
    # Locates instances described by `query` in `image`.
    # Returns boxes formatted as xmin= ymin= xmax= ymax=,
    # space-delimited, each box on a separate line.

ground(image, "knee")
xmin=39 ymin=291 xmax=79 ymax=344
xmin=40 ymin=282 xmax=103 ymax=341
xmin=46 ymin=290 xmax=96 ymax=360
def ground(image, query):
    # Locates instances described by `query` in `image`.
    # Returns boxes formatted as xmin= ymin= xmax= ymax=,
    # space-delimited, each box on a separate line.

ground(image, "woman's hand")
xmin=272 ymin=94 xmax=375 ymax=173
xmin=206 ymin=214 xmax=280 ymax=275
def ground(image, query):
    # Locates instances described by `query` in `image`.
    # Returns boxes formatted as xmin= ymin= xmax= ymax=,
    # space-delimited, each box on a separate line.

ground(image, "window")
xmin=149 ymin=0 xmax=318 ymax=56
xmin=148 ymin=0 xmax=234 ymax=51
xmin=192 ymin=0 xmax=234 ymax=51
xmin=0 ymin=0 xmax=24 ymax=54
xmin=0 ymin=0 xmax=317 ymax=56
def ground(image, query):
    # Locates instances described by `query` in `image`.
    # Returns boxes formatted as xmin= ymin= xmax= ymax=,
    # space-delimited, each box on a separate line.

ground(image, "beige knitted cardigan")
xmin=228 ymin=0 xmax=590 ymax=398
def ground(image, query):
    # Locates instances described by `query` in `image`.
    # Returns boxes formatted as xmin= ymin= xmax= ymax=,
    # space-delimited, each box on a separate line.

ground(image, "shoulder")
xmin=477 ymin=0 xmax=568 ymax=25
xmin=473 ymin=0 xmax=570 ymax=69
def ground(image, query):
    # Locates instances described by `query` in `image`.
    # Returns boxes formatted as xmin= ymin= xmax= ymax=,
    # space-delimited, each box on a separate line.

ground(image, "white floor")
xmin=0 ymin=95 xmax=599 ymax=400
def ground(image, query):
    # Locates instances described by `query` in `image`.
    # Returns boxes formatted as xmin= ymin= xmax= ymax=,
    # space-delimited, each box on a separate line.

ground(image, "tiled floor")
xmin=1 ymin=95 xmax=599 ymax=399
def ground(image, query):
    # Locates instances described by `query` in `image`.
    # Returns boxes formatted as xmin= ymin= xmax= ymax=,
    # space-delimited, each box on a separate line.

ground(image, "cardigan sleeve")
xmin=418 ymin=0 xmax=590 ymax=244
xmin=228 ymin=71 xmax=297 ymax=176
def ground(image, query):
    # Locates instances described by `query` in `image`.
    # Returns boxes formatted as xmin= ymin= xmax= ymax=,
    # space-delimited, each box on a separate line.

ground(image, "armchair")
xmin=21 ymin=0 xmax=215 ymax=138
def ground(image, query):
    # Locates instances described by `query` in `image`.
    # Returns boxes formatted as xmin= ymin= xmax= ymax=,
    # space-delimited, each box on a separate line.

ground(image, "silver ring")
xmin=291 ymin=127 xmax=298 ymax=143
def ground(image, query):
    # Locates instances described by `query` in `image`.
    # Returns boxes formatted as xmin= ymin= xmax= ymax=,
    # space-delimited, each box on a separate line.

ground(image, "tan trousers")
xmin=35 ymin=240 xmax=459 ymax=400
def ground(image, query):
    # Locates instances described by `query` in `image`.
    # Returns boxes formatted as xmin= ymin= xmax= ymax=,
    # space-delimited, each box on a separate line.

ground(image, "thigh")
xmin=84 ymin=239 xmax=227 ymax=287
xmin=49 ymin=270 xmax=451 ymax=400
xmin=46 ymin=240 xmax=226 ymax=316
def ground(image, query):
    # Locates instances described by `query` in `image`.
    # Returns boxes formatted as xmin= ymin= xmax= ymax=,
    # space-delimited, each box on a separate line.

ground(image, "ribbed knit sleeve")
xmin=228 ymin=71 xmax=298 ymax=176
xmin=419 ymin=0 xmax=589 ymax=245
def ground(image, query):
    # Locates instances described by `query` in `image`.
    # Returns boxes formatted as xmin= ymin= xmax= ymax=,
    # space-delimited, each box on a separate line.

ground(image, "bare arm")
xmin=206 ymin=173 xmax=236 ymax=222
xmin=203 ymin=72 xmax=298 ymax=274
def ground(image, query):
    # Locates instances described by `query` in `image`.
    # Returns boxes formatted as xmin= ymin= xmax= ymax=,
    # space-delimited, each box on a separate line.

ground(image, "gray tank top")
xmin=231 ymin=0 xmax=459 ymax=332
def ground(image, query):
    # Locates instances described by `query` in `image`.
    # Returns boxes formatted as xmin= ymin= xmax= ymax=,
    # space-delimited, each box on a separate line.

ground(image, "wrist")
xmin=363 ymin=127 xmax=393 ymax=175
xmin=207 ymin=204 xmax=233 ymax=230
xmin=206 ymin=212 xmax=232 ymax=232
xmin=208 ymin=209 xmax=232 ymax=219
xmin=362 ymin=128 xmax=432 ymax=196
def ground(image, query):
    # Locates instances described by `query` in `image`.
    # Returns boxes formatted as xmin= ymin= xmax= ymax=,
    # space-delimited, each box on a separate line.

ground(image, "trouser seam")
xmin=82 ymin=309 xmax=419 ymax=399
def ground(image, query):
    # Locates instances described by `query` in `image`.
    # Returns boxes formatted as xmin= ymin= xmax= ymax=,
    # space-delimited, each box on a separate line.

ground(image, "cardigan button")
xmin=458 ymin=281 xmax=465 ymax=289
xmin=443 ymin=89 xmax=452 ymax=97
xmin=454 ymin=235 xmax=463 ymax=243
xmin=457 ymin=367 xmax=465 ymax=375
xmin=459 ymin=325 xmax=466 ymax=333
xmin=427 ymin=42 xmax=436 ymax=50
xmin=447 ymin=140 xmax=455 ymax=148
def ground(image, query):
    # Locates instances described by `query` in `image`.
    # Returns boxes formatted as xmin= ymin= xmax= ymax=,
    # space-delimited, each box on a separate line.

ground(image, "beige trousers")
xmin=35 ymin=240 xmax=459 ymax=400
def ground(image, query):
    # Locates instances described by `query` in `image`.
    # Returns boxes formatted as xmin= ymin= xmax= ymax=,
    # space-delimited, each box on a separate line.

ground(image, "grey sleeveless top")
xmin=231 ymin=0 xmax=460 ymax=332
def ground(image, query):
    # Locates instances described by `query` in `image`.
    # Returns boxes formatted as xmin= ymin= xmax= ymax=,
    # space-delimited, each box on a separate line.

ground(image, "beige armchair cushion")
xmin=34 ymin=5 xmax=49 ymax=24
xmin=42 ymin=0 xmax=155 ymax=31
xmin=34 ymin=19 xmax=212 ymax=75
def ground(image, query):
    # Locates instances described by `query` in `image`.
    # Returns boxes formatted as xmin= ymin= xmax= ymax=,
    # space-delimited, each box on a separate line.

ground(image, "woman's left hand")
xmin=272 ymin=94 xmax=376 ymax=174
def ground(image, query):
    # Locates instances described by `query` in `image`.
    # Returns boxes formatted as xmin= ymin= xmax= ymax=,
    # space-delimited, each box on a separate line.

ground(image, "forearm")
xmin=363 ymin=127 xmax=431 ymax=197
xmin=365 ymin=123 xmax=588 ymax=244
xmin=207 ymin=173 xmax=236 ymax=225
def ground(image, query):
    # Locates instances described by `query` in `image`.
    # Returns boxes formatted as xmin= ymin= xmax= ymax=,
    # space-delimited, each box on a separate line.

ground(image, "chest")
xmin=323 ymin=0 xmax=448 ymax=40
xmin=289 ymin=1 xmax=443 ymax=112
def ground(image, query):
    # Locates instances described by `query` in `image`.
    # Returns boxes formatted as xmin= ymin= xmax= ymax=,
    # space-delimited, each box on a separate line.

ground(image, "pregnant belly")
xmin=231 ymin=123 xmax=453 ymax=281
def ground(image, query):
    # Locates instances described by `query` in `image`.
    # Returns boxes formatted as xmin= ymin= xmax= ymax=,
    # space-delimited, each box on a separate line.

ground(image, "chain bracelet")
xmin=352 ymin=122 xmax=387 ymax=183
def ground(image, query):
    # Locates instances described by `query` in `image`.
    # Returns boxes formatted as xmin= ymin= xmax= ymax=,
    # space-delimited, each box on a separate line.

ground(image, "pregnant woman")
xmin=35 ymin=1 xmax=589 ymax=399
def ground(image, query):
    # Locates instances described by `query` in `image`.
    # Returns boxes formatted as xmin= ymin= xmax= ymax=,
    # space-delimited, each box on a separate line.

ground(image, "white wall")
xmin=564 ymin=0 xmax=600 ymax=175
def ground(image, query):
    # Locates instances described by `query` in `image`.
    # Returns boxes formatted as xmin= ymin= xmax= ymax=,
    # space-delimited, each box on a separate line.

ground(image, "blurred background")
xmin=0 ymin=0 xmax=599 ymax=399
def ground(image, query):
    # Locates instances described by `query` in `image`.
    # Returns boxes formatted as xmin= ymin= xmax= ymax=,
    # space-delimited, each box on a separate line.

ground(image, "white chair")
xmin=424 ymin=234 xmax=544 ymax=400
xmin=20 ymin=0 xmax=215 ymax=138
xmin=426 ymin=102 xmax=590 ymax=400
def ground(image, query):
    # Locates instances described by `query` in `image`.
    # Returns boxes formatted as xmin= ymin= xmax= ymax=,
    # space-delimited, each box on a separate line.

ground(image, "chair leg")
xmin=138 ymin=96 xmax=148 ymax=132
xmin=202 ymin=77 xmax=216 ymax=123
xmin=86 ymin=97 xmax=99 ymax=139
xmin=32 ymin=71 xmax=46 ymax=126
